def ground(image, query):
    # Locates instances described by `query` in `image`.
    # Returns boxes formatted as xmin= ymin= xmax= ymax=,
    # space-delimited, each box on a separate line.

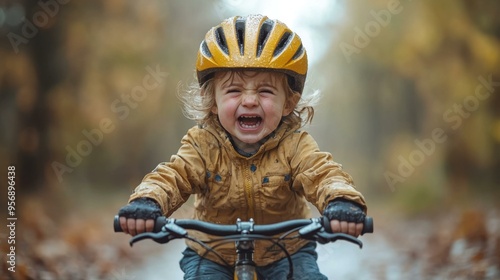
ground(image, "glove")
xmin=118 ymin=197 xmax=162 ymax=220
xmin=323 ymin=198 xmax=365 ymax=223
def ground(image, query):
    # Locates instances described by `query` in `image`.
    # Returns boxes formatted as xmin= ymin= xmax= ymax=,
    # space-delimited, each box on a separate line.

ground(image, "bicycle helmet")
xmin=196 ymin=14 xmax=308 ymax=94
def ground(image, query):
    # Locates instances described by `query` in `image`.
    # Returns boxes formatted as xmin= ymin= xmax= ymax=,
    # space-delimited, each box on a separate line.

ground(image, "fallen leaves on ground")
xmin=1 ymin=195 xmax=159 ymax=280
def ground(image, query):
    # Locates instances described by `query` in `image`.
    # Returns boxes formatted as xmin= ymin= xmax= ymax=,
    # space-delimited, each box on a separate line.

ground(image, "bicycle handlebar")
xmin=113 ymin=215 xmax=374 ymax=236
xmin=114 ymin=215 xmax=373 ymax=279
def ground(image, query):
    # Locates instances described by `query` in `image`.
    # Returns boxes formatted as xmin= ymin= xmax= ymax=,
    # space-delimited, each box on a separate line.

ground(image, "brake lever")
xmin=129 ymin=231 xmax=173 ymax=246
xmin=314 ymin=231 xmax=363 ymax=248
xmin=129 ymin=221 xmax=188 ymax=246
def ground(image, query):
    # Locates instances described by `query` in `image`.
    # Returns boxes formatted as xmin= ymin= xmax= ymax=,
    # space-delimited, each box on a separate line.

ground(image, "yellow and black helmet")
xmin=196 ymin=14 xmax=308 ymax=94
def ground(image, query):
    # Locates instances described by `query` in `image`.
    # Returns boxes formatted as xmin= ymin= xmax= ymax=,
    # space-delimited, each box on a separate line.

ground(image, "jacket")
xmin=129 ymin=121 xmax=367 ymax=266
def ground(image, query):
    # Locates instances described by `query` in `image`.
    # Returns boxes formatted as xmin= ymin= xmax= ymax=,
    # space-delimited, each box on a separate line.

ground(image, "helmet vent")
xmin=273 ymin=31 xmax=292 ymax=57
xmin=215 ymin=26 xmax=229 ymax=55
xmin=256 ymin=19 xmax=274 ymax=58
xmin=201 ymin=41 xmax=212 ymax=58
xmin=292 ymin=44 xmax=304 ymax=60
xmin=235 ymin=18 xmax=246 ymax=55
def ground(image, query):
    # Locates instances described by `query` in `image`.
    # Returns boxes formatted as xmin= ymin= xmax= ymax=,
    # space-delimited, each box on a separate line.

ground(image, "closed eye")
xmin=259 ymin=88 xmax=276 ymax=95
xmin=225 ymin=87 xmax=241 ymax=94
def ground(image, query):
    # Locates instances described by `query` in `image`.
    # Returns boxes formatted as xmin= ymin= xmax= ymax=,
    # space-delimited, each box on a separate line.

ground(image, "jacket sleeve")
xmin=128 ymin=127 xmax=207 ymax=217
xmin=289 ymin=131 xmax=367 ymax=213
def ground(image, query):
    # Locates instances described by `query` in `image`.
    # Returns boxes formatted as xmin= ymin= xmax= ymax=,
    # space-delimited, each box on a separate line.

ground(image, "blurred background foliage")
xmin=1 ymin=0 xmax=499 ymax=279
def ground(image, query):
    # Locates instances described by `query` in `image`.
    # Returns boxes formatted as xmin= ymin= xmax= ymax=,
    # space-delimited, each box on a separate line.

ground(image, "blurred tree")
xmin=1 ymin=0 xmax=223 ymax=196
xmin=1 ymin=1 xmax=66 ymax=193
xmin=318 ymin=0 xmax=500 ymax=204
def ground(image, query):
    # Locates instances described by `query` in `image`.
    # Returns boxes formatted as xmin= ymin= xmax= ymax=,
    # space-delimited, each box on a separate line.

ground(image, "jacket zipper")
xmin=243 ymin=162 xmax=255 ymax=219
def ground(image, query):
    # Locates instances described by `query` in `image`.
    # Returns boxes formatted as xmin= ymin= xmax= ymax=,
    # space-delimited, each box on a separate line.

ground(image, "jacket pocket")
xmin=260 ymin=174 xmax=295 ymax=211
xmin=205 ymin=169 xmax=234 ymax=210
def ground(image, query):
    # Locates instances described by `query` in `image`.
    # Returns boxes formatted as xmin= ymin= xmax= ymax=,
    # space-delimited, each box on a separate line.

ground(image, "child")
xmin=118 ymin=14 xmax=367 ymax=279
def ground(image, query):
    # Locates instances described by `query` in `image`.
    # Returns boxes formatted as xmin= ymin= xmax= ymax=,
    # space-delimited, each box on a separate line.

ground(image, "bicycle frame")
xmin=114 ymin=216 xmax=373 ymax=280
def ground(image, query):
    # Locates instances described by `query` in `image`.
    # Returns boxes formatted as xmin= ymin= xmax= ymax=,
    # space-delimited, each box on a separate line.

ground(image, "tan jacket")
xmin=129 ymin=121 xmax=366 ymax=266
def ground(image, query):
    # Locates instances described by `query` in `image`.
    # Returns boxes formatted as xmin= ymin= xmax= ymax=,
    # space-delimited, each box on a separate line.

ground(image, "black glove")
xmin=118 ymin=197 xmax=162 ymax=220
xmin=323 ymin=198 xmax=365 ymax=223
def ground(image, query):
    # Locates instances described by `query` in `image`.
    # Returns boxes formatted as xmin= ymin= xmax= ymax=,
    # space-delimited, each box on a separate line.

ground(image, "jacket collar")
xmin=204 ymin=120 xmax=300 ymax=159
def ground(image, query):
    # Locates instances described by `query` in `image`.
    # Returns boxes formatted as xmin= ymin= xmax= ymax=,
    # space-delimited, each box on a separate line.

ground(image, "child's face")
xmin=211 ymin=71 xmax=297 ymax=149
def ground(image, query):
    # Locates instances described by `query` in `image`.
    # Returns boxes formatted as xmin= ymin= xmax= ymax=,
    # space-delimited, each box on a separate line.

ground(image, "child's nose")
xmin=241 ymin=92 xmax=258 ymax=107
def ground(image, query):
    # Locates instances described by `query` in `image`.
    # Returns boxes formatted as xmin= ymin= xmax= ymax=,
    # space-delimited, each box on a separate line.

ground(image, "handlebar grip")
xmin=114 ymin=215 xmax=122 ymax=232
xmin=113 ymin=215 xmax=168 ymax=233
xmin=362 ymin=216 xmax=373 ymax=235
xmin=322 ymin=216 xmax=374 ymax=235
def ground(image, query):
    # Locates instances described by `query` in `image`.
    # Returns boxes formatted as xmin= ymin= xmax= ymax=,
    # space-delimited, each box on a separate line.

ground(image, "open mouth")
xmin=238 ymin=115 xmax=262 ymax=129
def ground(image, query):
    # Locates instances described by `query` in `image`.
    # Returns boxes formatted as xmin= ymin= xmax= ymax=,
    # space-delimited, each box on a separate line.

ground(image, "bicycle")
xmin=114 ymin=215 xmax=373 ymax=279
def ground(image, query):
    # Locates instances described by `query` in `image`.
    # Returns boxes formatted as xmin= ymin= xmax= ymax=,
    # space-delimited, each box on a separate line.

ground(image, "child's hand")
xmin=119 ymin=216 xmax=155 ymax=236
xmin=117 ymin=197 xmax=162 ymax=236
xmin=322 ymin=199 xmax=366 ymax=237
xmin=329 ymin=219 xmax=364 ymax=237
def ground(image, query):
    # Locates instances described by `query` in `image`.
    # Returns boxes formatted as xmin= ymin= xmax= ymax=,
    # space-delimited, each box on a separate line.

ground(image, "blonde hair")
xmin=179 ymin=70 xmax=320 ymax=128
